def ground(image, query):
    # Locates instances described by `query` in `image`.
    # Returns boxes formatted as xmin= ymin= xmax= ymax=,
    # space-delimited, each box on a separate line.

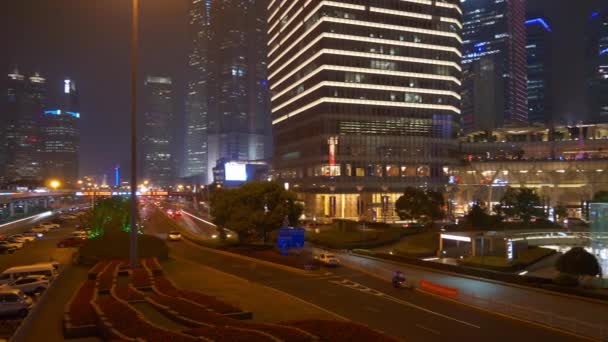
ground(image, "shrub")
xmin=97 ymin=261 xmax=121 ymax=292
xmin=80 ymin=233 xmax=168 ymax=261
xmin=130 ymin=267 xmax=152 ymax=288
xmin=284 ymin=320 xmax=399 ymax=342
xmin=556 ymin=247 xmax=602 ymax=277
xmin=113 ymin=285 xmax=145 ymax=302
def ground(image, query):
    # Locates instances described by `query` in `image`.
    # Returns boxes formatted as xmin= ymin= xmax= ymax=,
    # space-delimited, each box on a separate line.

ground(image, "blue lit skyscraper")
xmin=526 ymin=17 xmax=553 ymax=124
xmin=461 ymin=0 xmax=528 ymax=131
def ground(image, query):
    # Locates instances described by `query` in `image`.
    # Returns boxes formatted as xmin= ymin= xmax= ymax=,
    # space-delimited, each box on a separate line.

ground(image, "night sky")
xmin=0 ymin=0 xmax=605 ymax=178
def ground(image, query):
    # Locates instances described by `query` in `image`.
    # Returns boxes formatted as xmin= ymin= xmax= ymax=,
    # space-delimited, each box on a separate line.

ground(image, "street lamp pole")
xmin=129 ymin=0 xmax=139 ymax=268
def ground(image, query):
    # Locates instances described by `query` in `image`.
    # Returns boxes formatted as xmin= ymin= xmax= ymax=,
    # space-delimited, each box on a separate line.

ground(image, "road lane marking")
xmin=415 ymin=323 xmax=441 ymax=335
xmin=329 ymin=279 xmax=480 ymax=329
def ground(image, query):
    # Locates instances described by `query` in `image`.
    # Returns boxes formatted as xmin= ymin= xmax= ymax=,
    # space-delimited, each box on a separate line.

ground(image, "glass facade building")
xmin=461 ymin=0 xmax=527 ymax=131
xmin=526 ymin=17 xmax=553 ymax=124
xmin=184 ymin=0 xmax=213 ymax=182
xmin=4 ymin=69 xmax=46 ymax=186
xmin=268 ymin=0 xmax=462 ymax=220
xmin=588 ymin=9 xmax=608 ymax=123
xmin=141 ymin=76 xmax=175 ymax=187
xmin=42 ymin=78 xmax=80 ymax=187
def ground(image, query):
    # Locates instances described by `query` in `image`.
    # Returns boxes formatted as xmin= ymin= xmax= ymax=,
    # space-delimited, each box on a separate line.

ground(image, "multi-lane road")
xmin=145 ymin=205 xmax=586 ymax=342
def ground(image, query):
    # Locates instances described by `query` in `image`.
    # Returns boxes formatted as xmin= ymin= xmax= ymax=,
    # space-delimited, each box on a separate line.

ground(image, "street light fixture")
xmin=49 ymin=180 xmax=61 ymax=191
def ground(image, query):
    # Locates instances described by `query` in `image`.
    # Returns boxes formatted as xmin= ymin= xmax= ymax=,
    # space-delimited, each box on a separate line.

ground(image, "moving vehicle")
xmin=563 ymin=217 xmax=589 ymax=229
xmin=40 ymin=222 xmax=60 ymax=230
xmin=57 ymin=237 xmax=86 ymax=248
xmin=23 ymin=231 xmax=43 ymax=239
xmin=0 ymin=240 xmax=23 ymax=250
xmin=392 ymin=271 xmax=412 ymax=289
xmin=315 ymin=253 xmax=340 ymax=266
xmin=2 ymin=275 xmax=49 ymax=294
xmin=30 ymin=226 xmax=49 ymax=234
xmin=9 ymin=234 xmax=35 ymax=243
xmin=167 ymin=231 xmax=182 ymax=241
xmin=0 ymin=289 xmax=33 ymax=317
xmin=0 ymin=264 xmax=58 ymax=285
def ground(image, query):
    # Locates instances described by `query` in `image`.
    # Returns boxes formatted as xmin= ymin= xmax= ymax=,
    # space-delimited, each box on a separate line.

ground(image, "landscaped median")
xmin=63 ymin=257 xmax=399 ymax=341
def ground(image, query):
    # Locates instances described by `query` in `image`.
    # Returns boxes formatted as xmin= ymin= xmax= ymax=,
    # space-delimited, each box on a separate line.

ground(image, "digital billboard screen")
xmin=225 ymin=162 xmax=248 ymax=181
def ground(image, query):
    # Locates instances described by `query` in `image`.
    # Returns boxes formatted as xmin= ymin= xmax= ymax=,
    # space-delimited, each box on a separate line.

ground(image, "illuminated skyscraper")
xmin=42 ymin=78 xmax=80 ymax=186
xmin=141 ymin=76 xmax=175 ymax=186
xmin=268 ymin=0 xmax=462 ymax=219
xmin=184 ymin=0 xmax=212 ymax=182
xmin=526 ymin=17 xmax=553 ymax=124
xmin=588 ymin=9 xmax=608 ymax=123
xmin=4 ymin=68 xmax=46 ymax=186
xmin=461 ymin=0 xmax=527 ymax=131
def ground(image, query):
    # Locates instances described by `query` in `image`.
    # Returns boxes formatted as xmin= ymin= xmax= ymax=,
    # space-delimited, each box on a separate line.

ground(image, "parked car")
xmin=30 ymin=226 xmax=49 ymax=234
xmin=563 ymin=217 xmax=589 ymax=229
xmin=0 ymin=264 xmax=58 ymax=285
xmin=2 ymin=275 xmax=50 ymax=294
xmin=0 ymin=289 xmax=33 ymax=317
xmin=167 ymin=231 xmax=182 ymax=241
xmin=23 ymin=231 xmax=43 ymax=239
xmin=315 ymin=253 xmax=340 ymax=266
xmin=0 ymin=240 xmax=23 ymax=250
xmin=0 ymin=245 xmax=16 ymax=255
xmin=9 ymin=234 xmax=35 ymax=243
xmin=40 ymin=222 xmax=60 ymax=230
xmin=57 ymin=237 xmax=86 ymax=248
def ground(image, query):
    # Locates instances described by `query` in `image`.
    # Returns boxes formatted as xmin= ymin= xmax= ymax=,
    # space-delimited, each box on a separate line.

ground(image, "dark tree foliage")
xmin=556 ymin=247 xmax=602 ymax=277
xmin=395 ymin=187 xmax=444 ymax=222
xmin=494 ymin=187 xmax=546 ymax=223
xmin=592 ymin=191 xmax=608 ymax=202
xmin=465 ymin=204 xmax=500 ymax=228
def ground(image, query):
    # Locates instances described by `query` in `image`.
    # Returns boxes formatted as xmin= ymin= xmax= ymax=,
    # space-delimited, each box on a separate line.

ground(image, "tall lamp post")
xmin=129 ymin=0 xmax=139 ymax=268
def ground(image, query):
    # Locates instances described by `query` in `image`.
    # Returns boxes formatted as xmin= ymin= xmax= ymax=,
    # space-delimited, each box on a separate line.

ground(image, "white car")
xmin=0 ymin=240 xmax=23 ymax=250
xmin=2 ymin=275 xmax=49 ymax=294
xmin=40 ymin=222 xmax=60 ymax=230
xmin=9 ymin=235 xmax=35 ymax=243
xmin=315 ymin=253 xmax=340 ymax=266
xmin=31 ymin=226 xmax=49 ymax=234
xmin=167 ymin=231 xmax=182 ymax=241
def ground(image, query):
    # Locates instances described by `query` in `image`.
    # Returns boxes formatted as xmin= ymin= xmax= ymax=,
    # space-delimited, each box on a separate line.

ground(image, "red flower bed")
xmin=179 ymin=290 xmax=240 ymax=314
xmin=94 ymin=295 xmax=197 ymax=342
xmin=97 ymin=261 xmax=121 ymax=292
xmin=142 ymin=257 xmax=162 ymax=272
xmin=183 ymin=326 xmax=278 ymax=342
xmin=113 ymin=285 xmax=145 ymax=302
xmin=88 ymin=260 xmax=111 ymax=277
xmin=66 ymin=280 xmax=97 ymax=326
xmin=153 ymin=275 xmax=179 ymax=294
xmin=130 ymin=267 xmax=152 ymax=288
xmin=148 ymin=293 xmax=312 ymax=341
xmin=283 ymin=320 xmax=400 ymax=342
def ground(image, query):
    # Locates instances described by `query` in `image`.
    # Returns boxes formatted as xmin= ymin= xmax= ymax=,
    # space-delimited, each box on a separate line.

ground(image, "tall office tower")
xmin=461 ymin=0 xmax=527 ymax=131
xmin=4 ymin=69 xmax=46 ymax=186
xmin=41 ymin=78 xmax=81 ymax=187
xmin=184 ymin=0 xmax=212 ymax=182
xmin=588 ymin=9 xmax=608 ymax=123
xmin=206 ymin=0 xmax=270 ymax=184
xmin=141 ymin=76 xmax=175 ymax=187
xmin=268 ymin=0 xmax=462 ymax=219
xmin=526 ymin=17 xmax=553 ymax=125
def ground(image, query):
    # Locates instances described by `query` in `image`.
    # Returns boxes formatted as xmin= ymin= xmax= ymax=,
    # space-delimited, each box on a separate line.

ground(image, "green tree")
xmin=495 ymin=187 xmax=545 ymax=223
xmin=556 ymin=247 xmax=602 ymax=277
xmin=210 ymin=182 xmax=303 ymax=243
xmin=554 ymin=204 xmax=568 ymax=221
xmin=395 ymin=187 xmax=444 ymax=222
xmin=465 ymin=204 xmax=499 ymax=228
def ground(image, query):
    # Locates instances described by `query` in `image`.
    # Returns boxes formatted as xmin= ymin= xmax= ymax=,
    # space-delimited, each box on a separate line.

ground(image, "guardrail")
xmin=341 ymin=252 xmax=608 ymax=341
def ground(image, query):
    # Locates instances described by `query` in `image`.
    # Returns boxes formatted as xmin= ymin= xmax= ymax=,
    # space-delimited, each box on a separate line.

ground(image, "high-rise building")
xmin=268 ymin=0 xmax=462 ymax=220
xmin=184 ymin=0 xmax=213 ymax=182
xmin=185 ymin=0 xmax=270 ymax=184
xmin=526 ymin=17 xmax=553 ymax=124
xmin=461 ymin=0 xmax=527 ymax=131
xmin=206 ymin=0 xmax=270 ymax=184
xmin=588 ymin=9 xmax=608 ymax=123
xmin=41 ymin=78 xmax=81 ymax=186
xmin=4 ymin=68 xmax=46 ymax=186
xmin=141 ymin=76 xmax=175 ymax=187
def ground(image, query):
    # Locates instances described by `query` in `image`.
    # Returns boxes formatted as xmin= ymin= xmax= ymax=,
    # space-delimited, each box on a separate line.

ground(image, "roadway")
xmin=145 ymin=211 xmax=585 ymax=342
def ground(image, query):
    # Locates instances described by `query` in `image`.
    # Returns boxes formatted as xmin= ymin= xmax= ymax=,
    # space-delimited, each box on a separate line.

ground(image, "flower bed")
xmin=63 ymin=280 xmax=97 ymax=338
xmin=147 ymin=293 xmax=313 ymax=342
xmin=94 ymin=294 xmax=200 ymax=342
xmin=183 ymin=326 xmax=280 ymax=342
xmin=154 ymin=275 xmax=241 ymax=314
xmin=88 ymin=260 xmax=111 ymax=279
xmin=97 ymin=261 xmax=121 ymax=293
xmin=142 ymin=257 xmax=162 ymax=275
xmin=113 ymin=284 xmax=145 ymax=303
xmin=130 ymin=267 xmax=153 ymax=288
xmin=283 ymin=320 xmax=400 ymax=342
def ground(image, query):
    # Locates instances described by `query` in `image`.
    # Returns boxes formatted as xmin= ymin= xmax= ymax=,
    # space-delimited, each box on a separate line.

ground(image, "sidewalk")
xmin=163 ymin=256 xmax=339 ymax=323
xmin=336 ymin=251 xmax=608 ymax=340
